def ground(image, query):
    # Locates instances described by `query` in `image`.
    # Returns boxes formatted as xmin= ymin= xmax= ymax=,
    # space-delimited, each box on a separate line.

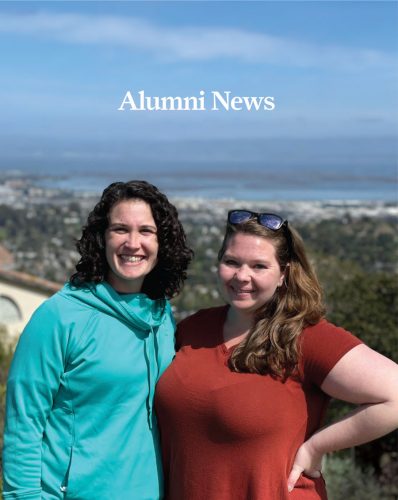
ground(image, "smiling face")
xmin=105 ymin=199 xmax=159 ymax=294
xmin=218 ymin=232 xmax=285 ymax=318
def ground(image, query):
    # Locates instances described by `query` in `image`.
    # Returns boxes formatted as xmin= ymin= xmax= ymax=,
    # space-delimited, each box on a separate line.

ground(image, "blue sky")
xmin=0 ymin=1 xmax=397 ymax=186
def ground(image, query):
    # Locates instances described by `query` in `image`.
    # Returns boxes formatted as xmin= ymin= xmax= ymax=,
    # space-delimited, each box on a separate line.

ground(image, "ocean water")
xmin=37 ymin=169 xmax=397 ymax=202
xmin=3 ymin=135 xmax=397 ymax=201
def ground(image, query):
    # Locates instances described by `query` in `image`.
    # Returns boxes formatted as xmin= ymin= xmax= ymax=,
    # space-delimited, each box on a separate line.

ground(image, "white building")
xmin=0 ymin=269 xmax=61 ymax=348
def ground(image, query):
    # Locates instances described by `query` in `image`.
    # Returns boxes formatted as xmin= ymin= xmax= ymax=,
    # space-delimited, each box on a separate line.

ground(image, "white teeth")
xmin=121 ymin=255 xmax=144 ymax=263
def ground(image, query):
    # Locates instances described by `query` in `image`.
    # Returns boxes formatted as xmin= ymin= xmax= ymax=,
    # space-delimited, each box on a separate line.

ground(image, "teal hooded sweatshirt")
xmin=3 ymin=282 xmax=175 ymax=500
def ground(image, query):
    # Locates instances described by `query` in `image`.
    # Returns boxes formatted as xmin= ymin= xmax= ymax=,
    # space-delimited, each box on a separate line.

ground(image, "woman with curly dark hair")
xmin=3 ymin=180 xmax=192 ymax=500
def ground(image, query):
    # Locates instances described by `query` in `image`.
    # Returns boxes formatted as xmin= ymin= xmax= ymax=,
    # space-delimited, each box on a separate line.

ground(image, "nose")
xmin=124 ymin=231 xmax=141 ymax=249
xmin=233 ymin=266 xmax=251 ymax=282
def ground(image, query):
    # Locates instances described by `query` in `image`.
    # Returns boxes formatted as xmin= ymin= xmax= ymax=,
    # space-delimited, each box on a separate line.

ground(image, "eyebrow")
xmin=108 ymin=222 xmax=157 ymax=230
xmin=223 ymin=253 xmax=271 ymax=265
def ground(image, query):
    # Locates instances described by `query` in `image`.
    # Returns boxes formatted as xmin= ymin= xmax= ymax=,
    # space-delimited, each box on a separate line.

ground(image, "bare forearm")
xmin=288 ymin=346 xmax=398 ymax=492
xmin=308 ymin=401 xmax=398 ymax=455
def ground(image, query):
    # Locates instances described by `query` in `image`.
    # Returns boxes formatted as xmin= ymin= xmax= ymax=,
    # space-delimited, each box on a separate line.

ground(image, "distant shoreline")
xmin=1 ymin=174 xmax=396 ymax=223
xmin=1 ymin=170 xmax=396 ymax=204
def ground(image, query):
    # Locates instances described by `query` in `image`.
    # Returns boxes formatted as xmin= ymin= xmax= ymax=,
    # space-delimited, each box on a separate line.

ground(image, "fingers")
xmin=288 ymin=466 xmax=322 ymax=492
xmin=287 ymin=464 xmax=303 ymax=492
xmin=305 ymin=469 xmax=321 ymax=479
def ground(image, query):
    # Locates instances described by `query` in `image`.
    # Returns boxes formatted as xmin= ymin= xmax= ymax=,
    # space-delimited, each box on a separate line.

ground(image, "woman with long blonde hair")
xmin=155 ymin=209 xmax=398 ymax=499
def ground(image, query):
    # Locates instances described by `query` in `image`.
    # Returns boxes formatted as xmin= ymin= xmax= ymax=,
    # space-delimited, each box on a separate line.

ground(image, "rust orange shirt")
xmin=155 ymin=306 xmax=362 ymax=500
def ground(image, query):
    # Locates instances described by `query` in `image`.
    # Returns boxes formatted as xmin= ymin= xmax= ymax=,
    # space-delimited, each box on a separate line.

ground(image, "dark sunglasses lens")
xmin=258 ymin=214 xmax=283 ymax=230
xmin=229 ymin=210 xmax=253 ymax=224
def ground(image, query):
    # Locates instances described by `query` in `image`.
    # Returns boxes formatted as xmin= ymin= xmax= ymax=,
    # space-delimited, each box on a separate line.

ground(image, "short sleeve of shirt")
xmin=299 ymin=319 xmax=363 ymax=387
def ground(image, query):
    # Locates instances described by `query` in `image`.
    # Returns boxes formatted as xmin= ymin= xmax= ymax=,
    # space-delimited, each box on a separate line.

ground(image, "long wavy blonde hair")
xmin=218 ymin=219 xmax=325 ymax=380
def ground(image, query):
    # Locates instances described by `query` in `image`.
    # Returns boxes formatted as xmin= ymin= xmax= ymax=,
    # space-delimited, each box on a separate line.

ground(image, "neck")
xmin=223 ymin=307 xmax=254 ymax=346
xmin=106 ymin=272 xmax=143 ymax=295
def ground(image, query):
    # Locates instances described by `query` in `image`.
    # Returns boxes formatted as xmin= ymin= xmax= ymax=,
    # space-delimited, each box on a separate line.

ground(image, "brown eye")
xmin=224 ymin=259 xmax=238 ymax=267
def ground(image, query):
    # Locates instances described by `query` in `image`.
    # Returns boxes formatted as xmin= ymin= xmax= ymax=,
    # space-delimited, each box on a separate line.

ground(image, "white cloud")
xmin=0 ymin=11 xmax=394 ymax=70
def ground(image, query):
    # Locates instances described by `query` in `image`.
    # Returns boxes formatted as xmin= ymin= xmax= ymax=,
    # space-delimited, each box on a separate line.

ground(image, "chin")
xmin=231 ymin=301 xmax=257 ymax=312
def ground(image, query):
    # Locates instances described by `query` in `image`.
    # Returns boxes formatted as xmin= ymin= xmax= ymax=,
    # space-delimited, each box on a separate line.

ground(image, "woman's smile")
xmin=105 ymin=199 xmax=159 ymax=293
xmin=218 ymin=232 xmax=285 ymax=316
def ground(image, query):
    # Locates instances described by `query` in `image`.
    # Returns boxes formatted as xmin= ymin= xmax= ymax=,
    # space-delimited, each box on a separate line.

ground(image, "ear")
xmin=278 ymin=263 xmax=290 ymax=287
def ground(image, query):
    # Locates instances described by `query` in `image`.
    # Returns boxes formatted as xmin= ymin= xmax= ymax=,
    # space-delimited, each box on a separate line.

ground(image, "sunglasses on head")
xmin=228 ymin=210 xmax=288 ymax=231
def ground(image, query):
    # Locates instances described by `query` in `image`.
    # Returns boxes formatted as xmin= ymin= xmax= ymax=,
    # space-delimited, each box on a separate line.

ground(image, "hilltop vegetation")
xmin=0 ymin=202 xmax=397 ymax=498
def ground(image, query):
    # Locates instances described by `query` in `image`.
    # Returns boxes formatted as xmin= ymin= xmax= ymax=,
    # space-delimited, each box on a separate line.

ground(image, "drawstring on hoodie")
xmin=63 ymin=283 xmax=165 ymax=431
xmin=144 ymin=326 xmax=159 ymax=429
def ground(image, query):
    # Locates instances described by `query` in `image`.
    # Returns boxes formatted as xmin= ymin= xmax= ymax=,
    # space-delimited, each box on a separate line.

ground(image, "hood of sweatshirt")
xmin=59 ymin=281 xmax=171 ymax=427
xmin=60 ymin=281 xmax=167 ymax=331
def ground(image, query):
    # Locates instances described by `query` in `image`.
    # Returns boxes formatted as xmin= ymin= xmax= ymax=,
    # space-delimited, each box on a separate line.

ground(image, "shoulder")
xmin=161 ymin=299 xmax=177 ymax=331
xmin=300 ymin=319 xmax=362 ymax=351
xmin=178 ymin=306 xmax=227 ymax=328
xmin=21 ymin=286 xmax=97 ymax=345
xmin=27 ymin=289 xmax=70 ymax=326
xmin=176 ymin=306 xmax=227 ymax=349
xmin=39 ymin=286 xmax=94 ymax=319
xmin=298 ymin=319 xmax=363 ymax=386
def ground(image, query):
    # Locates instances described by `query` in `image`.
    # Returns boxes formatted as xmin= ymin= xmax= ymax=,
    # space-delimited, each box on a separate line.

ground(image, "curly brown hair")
xmin=70 ymin=180 xmax=193 ymax=299
xmin=218 ymin=218 xmax=325 ymax=380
